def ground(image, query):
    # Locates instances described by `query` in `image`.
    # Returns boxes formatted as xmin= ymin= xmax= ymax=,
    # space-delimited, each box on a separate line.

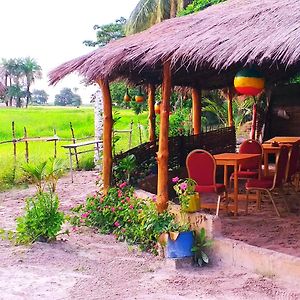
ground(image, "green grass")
xmin=0 ymin=106 xmax=148 ymax=190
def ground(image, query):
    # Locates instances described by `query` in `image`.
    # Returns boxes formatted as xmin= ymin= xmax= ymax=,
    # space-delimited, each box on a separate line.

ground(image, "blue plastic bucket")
xmin=166 ymin=231 xmax=194 ymax=258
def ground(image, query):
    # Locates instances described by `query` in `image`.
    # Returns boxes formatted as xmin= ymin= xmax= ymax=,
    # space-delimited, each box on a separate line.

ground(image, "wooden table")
xmin=262 ymin=144 xmax=283 ymax=176
xmin=265 ymin=136 xmax=300 ymax=144
xmin=62 ymin=140 xmax=102 ymax=182
xmin=213 ymin=153 xmax=261 ymax=216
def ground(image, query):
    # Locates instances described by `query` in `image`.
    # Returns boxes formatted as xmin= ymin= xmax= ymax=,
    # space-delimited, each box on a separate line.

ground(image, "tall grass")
xmin=0 ymin=106 xmax=148 ymax=190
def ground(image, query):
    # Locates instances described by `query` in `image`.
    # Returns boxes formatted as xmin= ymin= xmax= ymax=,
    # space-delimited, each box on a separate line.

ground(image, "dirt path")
xmin=0 ymin=171 xmax=300 ymax=300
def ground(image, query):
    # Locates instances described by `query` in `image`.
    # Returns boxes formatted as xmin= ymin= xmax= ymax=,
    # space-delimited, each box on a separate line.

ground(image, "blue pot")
xmin=166 ymin=231 xmax=194 ymax=258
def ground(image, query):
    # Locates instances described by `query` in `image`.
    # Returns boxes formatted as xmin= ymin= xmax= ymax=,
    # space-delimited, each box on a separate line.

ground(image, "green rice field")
xmin=0 ymin=106 xmax=148 ymax=190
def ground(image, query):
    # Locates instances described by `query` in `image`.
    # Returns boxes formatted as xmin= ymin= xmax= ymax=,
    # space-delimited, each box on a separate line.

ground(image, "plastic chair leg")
xmin=266 ymin=190 xmax=281 ymax=217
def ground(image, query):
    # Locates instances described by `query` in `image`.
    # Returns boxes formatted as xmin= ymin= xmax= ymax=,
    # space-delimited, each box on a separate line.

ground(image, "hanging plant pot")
xmin=154 ymin=101 xmax=161 ymax=114
xmin=135 ymin=86 xmax=144 ymax=103
xmin=166 ymin=231 xmax=194 ymax=258
xmin=124 ymin=88 xmax=131 ymax=102
xmin=234 ymin=69 xmax=265 ymax=96
xmin=182 ymin=193 xmax=201 ymax=213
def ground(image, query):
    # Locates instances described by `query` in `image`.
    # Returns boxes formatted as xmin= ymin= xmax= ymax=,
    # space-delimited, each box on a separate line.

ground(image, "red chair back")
xmin=286 ymin=142 xmax=300 ymax=182
xmin=274 ymin=145 xmax=290 ymax=188
xmin=239 ymin=139 xmax=262 ymax=170
xmin=186 ymin=149 xmax=216 ymax=186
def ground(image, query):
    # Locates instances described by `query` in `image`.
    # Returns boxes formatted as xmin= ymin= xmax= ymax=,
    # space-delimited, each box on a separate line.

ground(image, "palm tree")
xmin=21 ymin=57 xmax=42 ymax=108
xmin=125 ymin=0 xmax=193 ymax=35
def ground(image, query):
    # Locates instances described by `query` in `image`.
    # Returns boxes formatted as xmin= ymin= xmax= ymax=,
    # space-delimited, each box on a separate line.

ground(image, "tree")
xmin=31 ymin=89 xmax=48 ymax=105
xmin=0 ymin=57 xmax=42 ymax=108
xmin=54 ymin=88 xmax=81 ymax=106
xmin=125 ymin=0 xmax=193 ymax=35
xmin=125 ymin=0 xmax=227 ymax=35
xmin=21 ymin=57 xmax=42 ymax=108
xmin=178 ymin=0 xmax=226 ymax=16
xmin=83 ymin=17 xmax=126 ymax=48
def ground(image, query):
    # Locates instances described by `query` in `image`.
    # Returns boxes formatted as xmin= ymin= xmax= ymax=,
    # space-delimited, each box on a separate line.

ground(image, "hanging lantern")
xmin=154 ymin=101 xmax=161 ymax=114
xmin=234 ymin=69 xmax=265 ymax=96
xmin=124 ymin=88 xmax=131 ymax=102
xmin=135 ymin=86 xmax=144 ymax=103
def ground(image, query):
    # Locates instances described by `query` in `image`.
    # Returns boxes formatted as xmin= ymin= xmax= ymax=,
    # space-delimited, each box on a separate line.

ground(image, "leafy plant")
xmin=70 ymin=184 xmax=185 ymax=254
xmin=192 ymin=228 xmax=212 ymax=267
xmin=15 ymin=192 xmax=65 ymax=244
xmin=22 ymin=161 xmax=47 ymax=193
xmin=113 ymin=154 xmax=137 ymax=184
xmin=45 ymin=157 xmax=65 ymax=193
xmin=172 ymin=177 xmax=197 ymax=210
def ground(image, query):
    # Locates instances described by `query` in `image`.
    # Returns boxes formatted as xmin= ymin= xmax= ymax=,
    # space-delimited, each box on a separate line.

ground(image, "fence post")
xmin=70 ymin=122 xmax=79 ymax=169
xmin=12 ymin=121 xmax=17 ymax=162
xmin=24 ymin=127 xmax=29 ymax=163
xmin=129 ymin=120 xmax=133 ymax=149
xmin=53 ymin=128 xmax=57 ymax=158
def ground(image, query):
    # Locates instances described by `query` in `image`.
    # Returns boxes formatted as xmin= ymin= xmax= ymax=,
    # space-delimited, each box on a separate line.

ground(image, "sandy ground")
xmin=1 ymin=171 xmax=300 ymax=300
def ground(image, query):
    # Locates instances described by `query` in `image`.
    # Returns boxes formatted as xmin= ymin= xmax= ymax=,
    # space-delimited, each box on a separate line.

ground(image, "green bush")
xmin=71 ymin=184 xmax=186 ymax=253
xmin=15 ymin=192 xmax=65 ymax=244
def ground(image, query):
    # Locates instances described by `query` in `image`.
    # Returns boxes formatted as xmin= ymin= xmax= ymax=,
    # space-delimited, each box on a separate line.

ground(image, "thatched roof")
xmin=49 ymin=0 xmax=300 ymax=89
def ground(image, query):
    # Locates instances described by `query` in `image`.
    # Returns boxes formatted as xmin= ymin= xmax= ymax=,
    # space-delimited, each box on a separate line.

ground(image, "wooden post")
xmin=12 ymin=121 xmax=17 ymax=162
xmin=227 ymin=88 xmax=234 ymax=127
xmin=128 ymin=120 xmax=133 ymax=149
xmin=191 ymin=88 xmax=201 ymax=135
xmin=157 ymin=61 xmax=172 ymax=212
xmin=53 ymin=128 xmax=57 ymax=158
xmin=250 ymin=97 xmax=257 ymax=140
xmin=148 ymin=84 xmax=156 ymax=142
xmin=24 ymin=127 xmax=29 ymax=163
xmin=97 ymin=79 xmax=113 ymax=195
xmin=70 ymin=122 xmax=79 ymax=169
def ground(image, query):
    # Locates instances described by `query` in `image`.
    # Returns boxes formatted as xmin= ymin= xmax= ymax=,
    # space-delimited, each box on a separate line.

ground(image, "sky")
xmin=0 ymin=0 xmax=139 ymax=103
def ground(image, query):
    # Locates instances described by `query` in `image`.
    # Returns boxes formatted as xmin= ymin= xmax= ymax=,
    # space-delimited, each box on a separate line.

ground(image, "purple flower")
xmin=172 ymin=176 xmax=179 ymax=183
xmin=152 ymin=195 xmax=157 ymax=202
xmin=180 ymin=182 xmax=188 ymax=191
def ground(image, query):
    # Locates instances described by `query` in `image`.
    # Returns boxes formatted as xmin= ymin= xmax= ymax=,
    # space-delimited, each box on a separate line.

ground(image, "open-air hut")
xmin=49 ymin=0 xmax=300 ymax=212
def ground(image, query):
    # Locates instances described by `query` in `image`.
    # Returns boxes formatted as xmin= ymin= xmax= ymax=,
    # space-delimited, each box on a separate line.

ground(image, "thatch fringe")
xmin=49 ymin=0 xmax=300 ymax=89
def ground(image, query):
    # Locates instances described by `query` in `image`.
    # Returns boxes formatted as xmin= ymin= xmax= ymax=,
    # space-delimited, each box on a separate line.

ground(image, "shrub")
xmin=71 ymin=184 xmax=185 ymax=253
xmin=15 ymin=192 xmax=65 ymax=244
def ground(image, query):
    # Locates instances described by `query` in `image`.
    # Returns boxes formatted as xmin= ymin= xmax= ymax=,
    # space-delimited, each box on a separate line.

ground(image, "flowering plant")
xmin=172 ymin=177 xmax=197 ymax=210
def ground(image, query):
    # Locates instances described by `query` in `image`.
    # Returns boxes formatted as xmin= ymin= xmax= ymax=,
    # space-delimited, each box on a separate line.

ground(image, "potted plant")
xmin=172 ymin=177 xmax=201 ymax=213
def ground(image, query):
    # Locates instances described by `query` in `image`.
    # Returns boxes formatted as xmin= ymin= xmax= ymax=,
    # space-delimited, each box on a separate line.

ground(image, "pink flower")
xmin=129 ymin=205 xmax=134 ymax=210
xmin=121 ymin=200 xmax=125 ymax=204
xmin=111 ymin=207 xmax=116 ymax=212
xmin=152 ymin=195 xmax=157 ymax=202
xmin=72 ymin=226 xmax=78 ymax=232
xmin=114 ymin=221 xmax=120 ymax=227
xmin=100 ymin=198 xmax=104 ymax=203
xmin=126 ymin=197 xmax=131 ymax=202
xmin=119 ymin=182 xmax=127 ymax=189
xmin=81 ymin=212 xmax=89 ymax=218
xmin=180 ymin=182 xmax=188 ymax=191
xmin=119 ymin=207 xmax=122 ymax=210
xmin=172 ymin=176 xmax=179 ymax=183
xmin=118 ymin=190 xmax=123 ymax=198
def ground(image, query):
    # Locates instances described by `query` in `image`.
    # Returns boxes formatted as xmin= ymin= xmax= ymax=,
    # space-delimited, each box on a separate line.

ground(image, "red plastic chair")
xmin=229 ymin=139 xmax=262 ymax=189
xmin=186 ymin=149 xmax=228 ymax=216
xmin=245 ymin=145 xmax=290 ymax=217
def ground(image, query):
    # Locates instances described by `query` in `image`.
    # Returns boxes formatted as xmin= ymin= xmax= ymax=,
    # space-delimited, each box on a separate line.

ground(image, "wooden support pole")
xmin=148 ymin=84 xmax=156 ymax=142
xmin=227 ymin=88 xmax=234 ymax=127
xmin=24 ymin=127 xmax=29 ymax=163
xmin=191 ymin=88 xmax=201 ymax=135
xmin=157 ymin=62 xmax=172 ymax=213
xmin=70 ymin=122 xmax=79 ymax=169
xmin=97 ymin=79 xmax=113 ymax=195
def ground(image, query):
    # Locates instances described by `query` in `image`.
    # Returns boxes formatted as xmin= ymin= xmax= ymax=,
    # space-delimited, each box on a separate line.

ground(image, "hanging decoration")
xmin=123 ymin=88 xmax=131 ymax=102
xmin=135 ymin=86 xmax=144 ymax=103
xmin=154 ymin=101 xmax=161 ymax=114
xmin=234 ymin=69 xmax=265 ymax=96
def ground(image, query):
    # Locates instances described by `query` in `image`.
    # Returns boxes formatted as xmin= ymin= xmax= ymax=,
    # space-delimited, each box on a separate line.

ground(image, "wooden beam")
xmin=192 ymin=88 xmax=201 ymax=134
xmin=148 ymin=84 xmax=156 ymax=142
xmin=157 ymin=62 xmax=171 ymax=212
xmin=97 ymin=79 xmax=113 ymax=194
xmin=227 ymin=88 xmax=234 ymax=127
